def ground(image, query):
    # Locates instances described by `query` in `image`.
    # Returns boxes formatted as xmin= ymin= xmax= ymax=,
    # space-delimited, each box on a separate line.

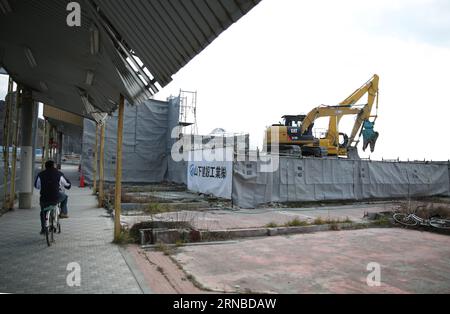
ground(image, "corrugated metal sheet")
xmin=94 ymin=0 xmax=261 ymax=87
xmin=0 ymin=0 xmax=260 ymax=121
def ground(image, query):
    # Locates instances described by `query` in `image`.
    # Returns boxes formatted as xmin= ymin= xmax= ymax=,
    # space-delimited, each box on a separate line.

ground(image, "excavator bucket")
xmin=363 ymin=131 xmax=379 ymax=153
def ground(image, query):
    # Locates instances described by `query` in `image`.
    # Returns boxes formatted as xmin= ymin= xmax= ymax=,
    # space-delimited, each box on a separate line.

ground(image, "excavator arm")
xmin=299 ymin=74 xmax=379 ymax=149
xmin=345 ymin=74 xmax=379 ymax=147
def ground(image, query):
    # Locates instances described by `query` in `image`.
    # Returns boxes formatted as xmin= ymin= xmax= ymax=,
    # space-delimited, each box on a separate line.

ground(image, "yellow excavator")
xmin=265 ymin=74 xmax=380 ymax=158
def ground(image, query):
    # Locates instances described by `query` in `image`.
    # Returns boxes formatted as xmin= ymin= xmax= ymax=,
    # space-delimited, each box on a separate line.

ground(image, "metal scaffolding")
xmin=178 ymin=90 xmax=198 ymax=136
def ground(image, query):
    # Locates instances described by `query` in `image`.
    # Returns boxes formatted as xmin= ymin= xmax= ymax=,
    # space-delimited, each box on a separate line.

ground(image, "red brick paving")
xmin=173 ymin=228 xmax=450 ymax=294
xmin=126 ymin=245 xmax=208 ymax=294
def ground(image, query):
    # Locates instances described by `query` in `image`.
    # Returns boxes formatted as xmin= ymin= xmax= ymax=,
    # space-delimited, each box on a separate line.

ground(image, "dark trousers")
xmin=40 ymin=192 xmax=68 ymax=230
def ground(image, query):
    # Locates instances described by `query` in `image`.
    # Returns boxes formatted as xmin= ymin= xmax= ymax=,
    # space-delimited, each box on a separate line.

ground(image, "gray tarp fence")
xmin=166 ymin=97 xmax=187 ymax=185
xmin=81 ymin=98 xmax=449 ymax=206
xmin=81 ymin=97 xmax=183 ymax=184
xmin=232 ymin=158 xmax=450 ymax=208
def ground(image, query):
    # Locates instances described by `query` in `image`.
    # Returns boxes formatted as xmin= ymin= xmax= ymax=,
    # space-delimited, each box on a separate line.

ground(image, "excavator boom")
xmin=299 ymin=74 xmax=379 ymax=149
xmin=345 ymin=74 xmax=379 ymax=147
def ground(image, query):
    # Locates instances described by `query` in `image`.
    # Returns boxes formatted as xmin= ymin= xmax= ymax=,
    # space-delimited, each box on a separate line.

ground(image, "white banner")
xmin=187 ymin=148 xmax=233 ymax=199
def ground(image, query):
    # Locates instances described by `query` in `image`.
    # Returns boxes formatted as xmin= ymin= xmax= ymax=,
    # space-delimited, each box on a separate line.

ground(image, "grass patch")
xmin=313 ymin=216 xmax=352 ymax=225
xmin=313 ymin=217 xmax=326 ymax=225
xmin=343 ymin=216 xmax=352 ymax=223
xmin=265 ymin=217 xmax=353 ymax=229
xmin=371 ymin=216 xmax=391 ymax=227
xmin=113 ymin=229 xmax=135 ymax=244
xmin=175 ymin=240 xmax=186 ymax=247
xmin=284 ymin=218 xmax=309 ymax=227
xmin=144 ymin=203 xmax=171 ymax=215
xmin=154 ymin=241 xmax=177 ymax=255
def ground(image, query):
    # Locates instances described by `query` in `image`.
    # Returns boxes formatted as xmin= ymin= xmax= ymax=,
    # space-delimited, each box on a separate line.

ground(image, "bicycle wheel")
xmin=45 ymin=211 xmax=52 ymax=247
xmin=393 ymin=213 xmax=418 ymax=227
xmin=57 ymin=206 xmax=61 ymax=234
xmin=45 ymin=227 xmax=51 ymax=247
xmin=429 ymin=218 xmax=450 ymax=230
xmin=50 ymin=212 xmax=55 ymax=243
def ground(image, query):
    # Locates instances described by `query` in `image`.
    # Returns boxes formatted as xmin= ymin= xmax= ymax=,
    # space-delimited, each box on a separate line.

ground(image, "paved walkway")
xmin=0 ymin=165 xmax=143 ymax=294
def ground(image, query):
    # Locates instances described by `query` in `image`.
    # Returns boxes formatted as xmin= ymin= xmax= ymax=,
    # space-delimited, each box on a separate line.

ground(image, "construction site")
xmin=0 ymin=0 xmax=449 ymax=297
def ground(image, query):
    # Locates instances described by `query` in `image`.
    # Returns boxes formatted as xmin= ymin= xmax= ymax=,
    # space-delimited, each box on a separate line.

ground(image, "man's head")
xmin=45 ymin=160 xmax=55 ymax=170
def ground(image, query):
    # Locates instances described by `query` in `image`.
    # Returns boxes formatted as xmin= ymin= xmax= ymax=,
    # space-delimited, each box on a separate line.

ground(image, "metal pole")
xmin=98 ymin=122 xmax=105 ymax=207
xmin=114 ymin=94 xmax=125 ymax=242
xmin=9 ymin=85 xmax=21 ymax=209
xmin=93 ymin=123 xmax=99 ymax=194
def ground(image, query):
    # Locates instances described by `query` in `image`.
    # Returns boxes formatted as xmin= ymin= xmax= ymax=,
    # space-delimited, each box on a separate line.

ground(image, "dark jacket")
xmin=34 ymin=168 xmax=71 ymax=205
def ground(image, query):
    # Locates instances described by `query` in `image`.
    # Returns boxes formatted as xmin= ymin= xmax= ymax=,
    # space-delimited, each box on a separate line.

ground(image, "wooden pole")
xmin=92 ymin=123 xmax=99 ymax=194
xmin=9 ymin=85 xmax=21 ymax=209
xmin=98 ymin=122 xmax=105 ymax=207
xmin=114 ymin=94 xmax=125 ymax=242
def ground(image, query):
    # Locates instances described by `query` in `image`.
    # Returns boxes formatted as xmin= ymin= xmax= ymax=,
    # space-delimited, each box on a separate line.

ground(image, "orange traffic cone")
xmin=79 ymin=172 xmax=85 ymax=188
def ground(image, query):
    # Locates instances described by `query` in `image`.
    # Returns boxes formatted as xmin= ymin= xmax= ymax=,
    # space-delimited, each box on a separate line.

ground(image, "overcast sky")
xmin=1 ymin=0 xmax=450 ymax=161
xmin=154 ymin=0 xmax=450 ymax=161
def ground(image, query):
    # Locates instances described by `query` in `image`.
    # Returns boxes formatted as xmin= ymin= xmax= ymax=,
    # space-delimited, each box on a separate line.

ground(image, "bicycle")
xmin=43 ymin=203 xmax=62 ymax=246
xmin=393 ymin=212 xmax=450 ymax=230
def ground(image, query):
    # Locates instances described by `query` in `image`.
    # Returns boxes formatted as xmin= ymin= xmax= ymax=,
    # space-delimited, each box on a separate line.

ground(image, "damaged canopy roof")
xmin=0 ymin=0 xmax=260 ymax=121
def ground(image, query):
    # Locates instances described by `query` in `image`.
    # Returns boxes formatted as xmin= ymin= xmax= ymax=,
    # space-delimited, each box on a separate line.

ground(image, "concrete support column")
xmin=31 ymin=101 xmax=38 ymax=181
xmin=19 ymin=88 xmax=36 ymax=209
xmin=44 ymin=119 xmax=50 ymax=164
xmin=9 ymin=85 xmax=21 ymax=209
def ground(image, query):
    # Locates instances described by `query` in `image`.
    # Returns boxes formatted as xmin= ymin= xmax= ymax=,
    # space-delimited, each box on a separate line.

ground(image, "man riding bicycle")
xmin=34 ymin=160 xmax=72 ymax=234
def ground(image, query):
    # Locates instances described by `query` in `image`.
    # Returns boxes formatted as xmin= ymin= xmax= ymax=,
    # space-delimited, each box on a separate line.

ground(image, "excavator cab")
xmin=282 ymin=115 xmax=306 ymax=127
xmin=280 ymin=115 xmax=315 ymax=143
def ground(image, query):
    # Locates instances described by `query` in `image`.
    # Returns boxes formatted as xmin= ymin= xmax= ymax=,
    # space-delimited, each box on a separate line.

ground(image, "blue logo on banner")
xmin=189 ymin=164 xmax=196 ymax=177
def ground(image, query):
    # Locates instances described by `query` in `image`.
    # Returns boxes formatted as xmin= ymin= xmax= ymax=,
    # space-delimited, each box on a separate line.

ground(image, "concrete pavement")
xmin=122 ymin=202 xmax=395 ymax=231
xmin=0 ymin=165 xmax=144 ymax=294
